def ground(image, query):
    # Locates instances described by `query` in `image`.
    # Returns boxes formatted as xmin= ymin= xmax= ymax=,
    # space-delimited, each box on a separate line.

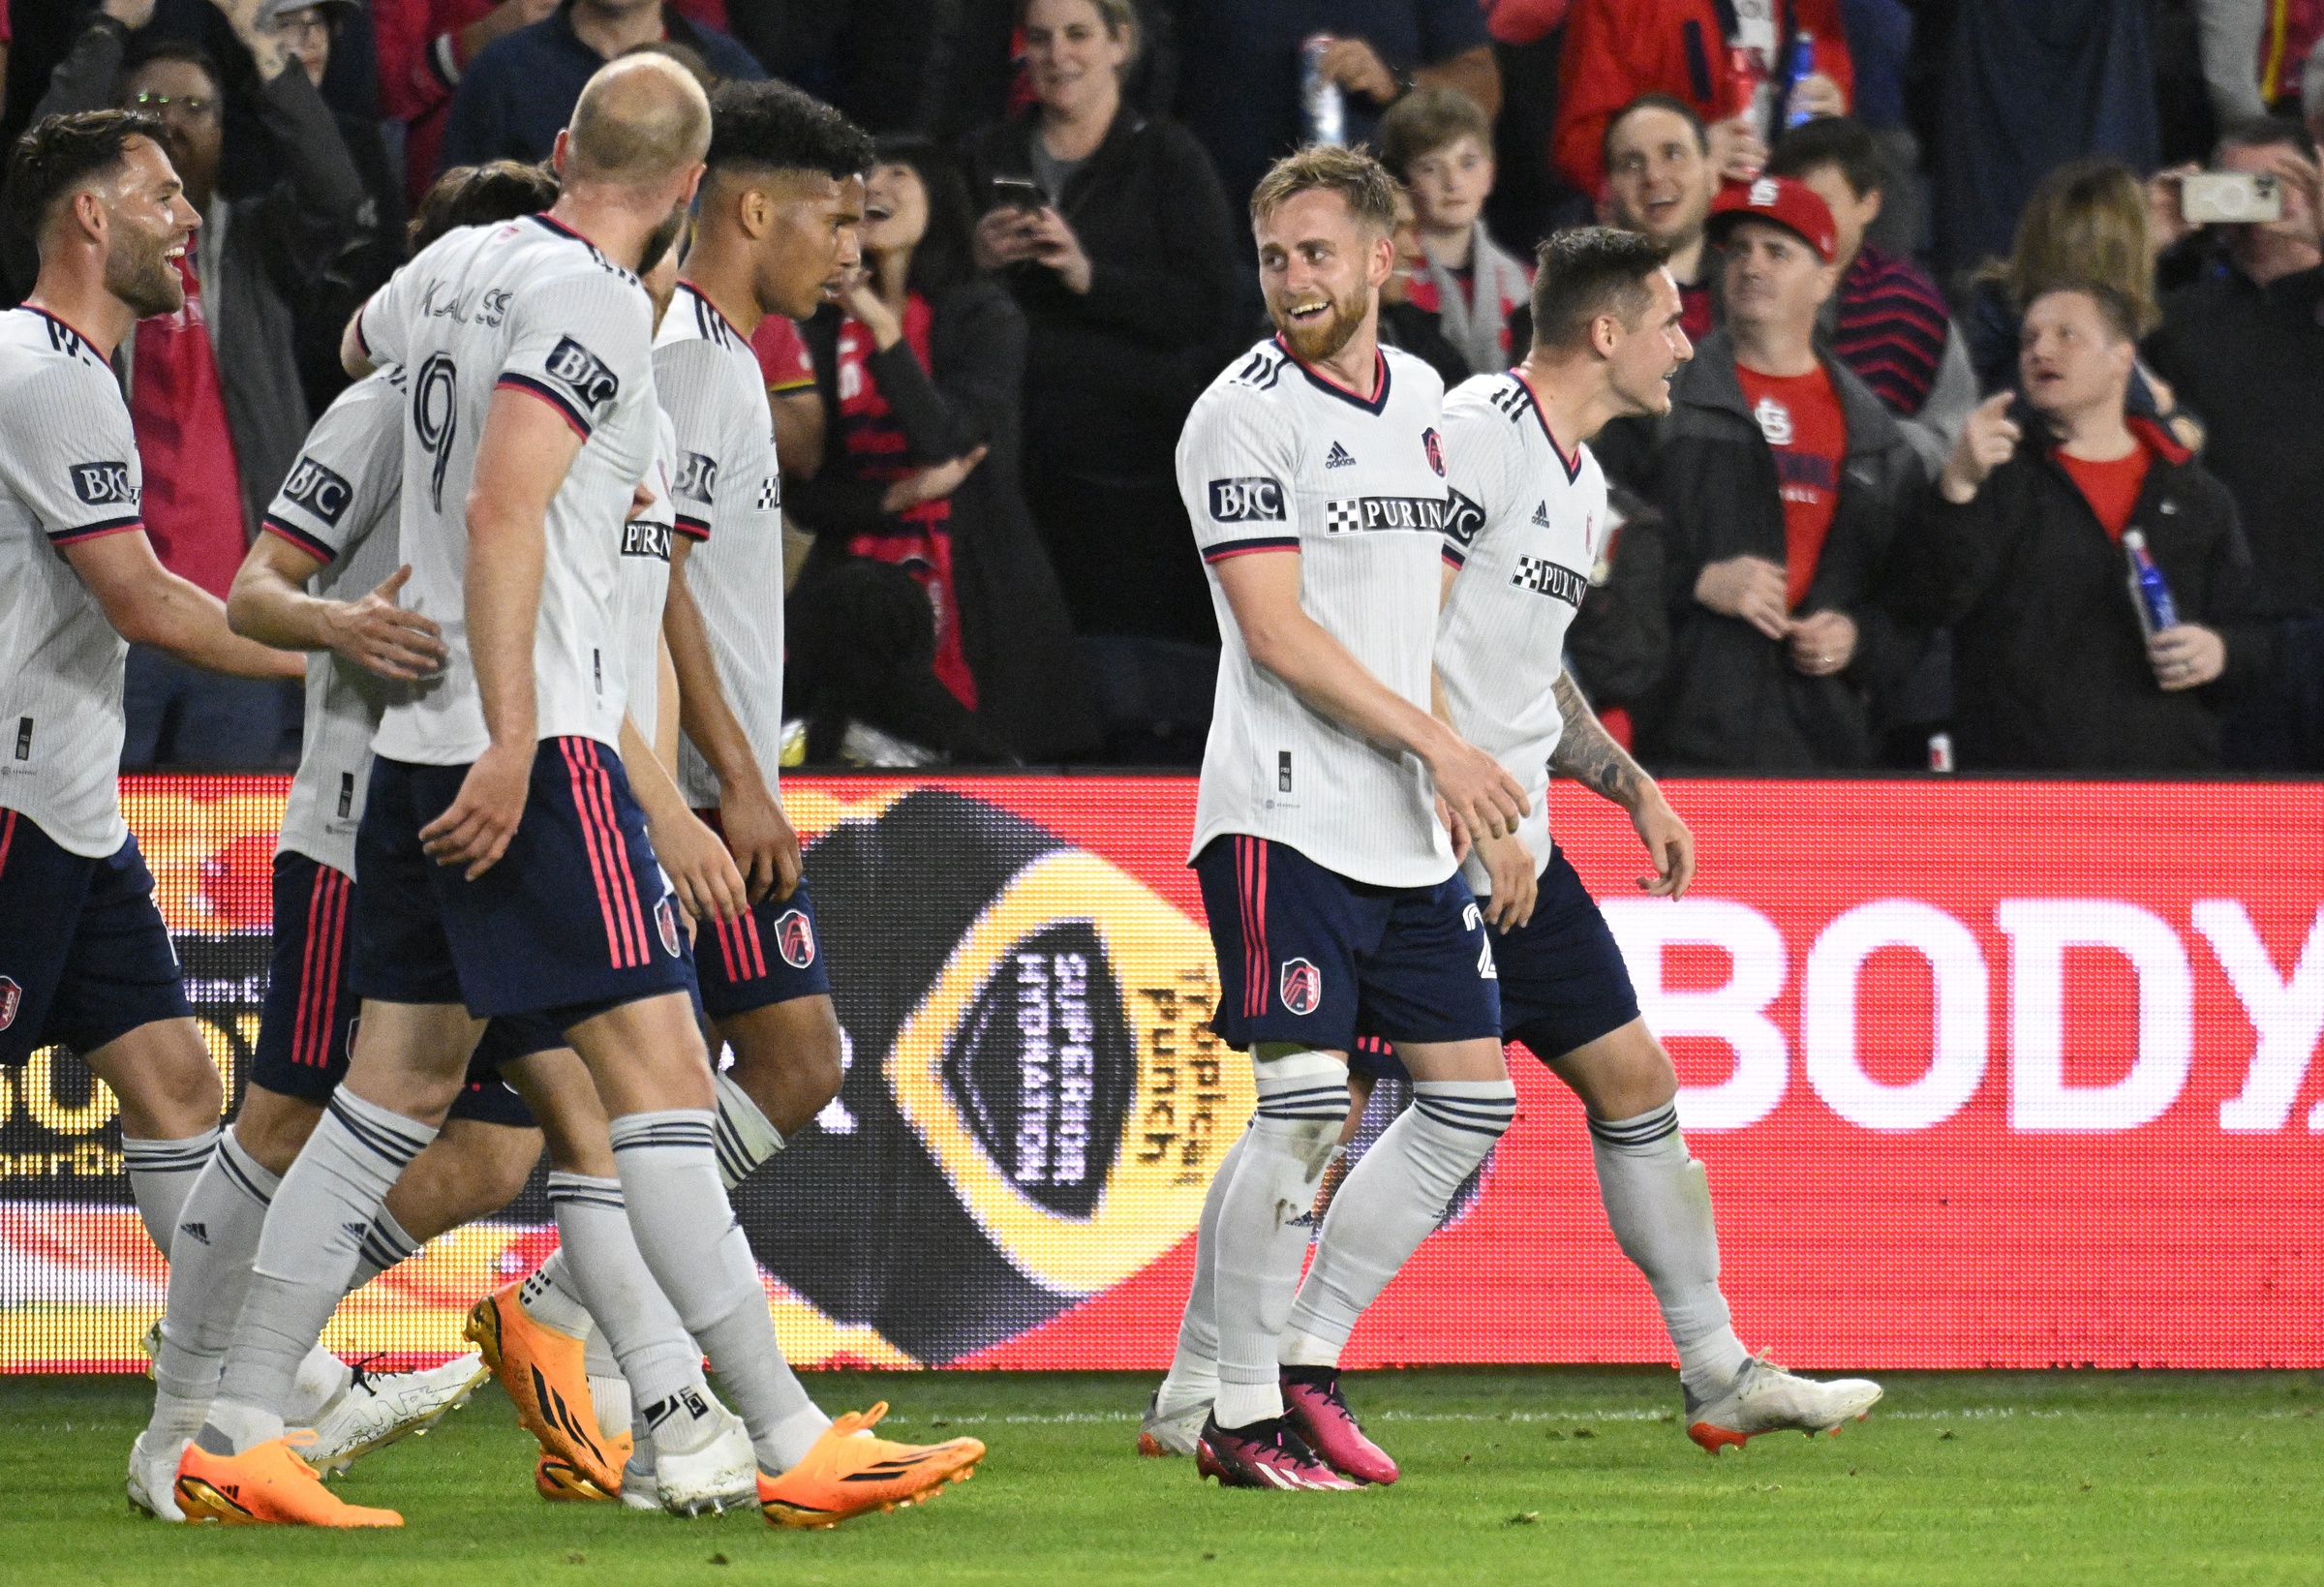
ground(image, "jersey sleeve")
xmin=1177 ymin=389 xmax=1300 ymax=565
xmin=261 ymin=372 xmax=406 ymax=565
xmin=1436 ymin=390 xmax=1520 ymax=571
xmin=651 ymin=339 xmax=730 ymax=543
xmin=0 ymin=359 xmax=147 ymax=548
xmin=496 ymin=267 xmax=652 ymax=441
xmin=751 ymin=315 xmax=815 ymax=395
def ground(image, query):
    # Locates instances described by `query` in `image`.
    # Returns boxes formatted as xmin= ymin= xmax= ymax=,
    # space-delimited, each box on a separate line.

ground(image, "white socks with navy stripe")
xmin=121 ymin=1126 xmax=221 ymax=1258
xmin=1587 ymin=1101 xmax=1748 ymax=1398
xmin=146 ymin=1130 xmax=273 ymax=1446
xmin=202 ymin=1089 xmax=437 ymax=1452
xmin=711 ymin=1070 xmax=784 ymax=1189
xmin=1209 ymin=1051 xmax=1348 ymax=1430
xmin=539 ymin=1172 xmax=712 ymax=1452
xmin=1280 ymin=1079 xmax=1516 ymax=1369
xmin=607 ymin=1110 xmax=829 ymax=1472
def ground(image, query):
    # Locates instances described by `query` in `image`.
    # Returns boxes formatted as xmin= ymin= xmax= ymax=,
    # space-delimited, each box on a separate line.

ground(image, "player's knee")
xmin=91 ymin=1019 xmax=223 ymax=1138
xmin=233 ymin=1088 xmax=324 ymax=1176
xmin=1251 ymin=1045 xmax=1351 ymax=1176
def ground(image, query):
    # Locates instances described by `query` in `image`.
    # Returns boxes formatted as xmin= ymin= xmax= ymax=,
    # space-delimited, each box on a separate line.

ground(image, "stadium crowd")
xmin=3 ymin=0 xmax=2321 ymax=776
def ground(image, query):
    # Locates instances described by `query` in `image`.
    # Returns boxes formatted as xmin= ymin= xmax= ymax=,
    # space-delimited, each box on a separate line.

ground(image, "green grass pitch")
xmin=4 ymin=1369 xmax=2321 ymax=1584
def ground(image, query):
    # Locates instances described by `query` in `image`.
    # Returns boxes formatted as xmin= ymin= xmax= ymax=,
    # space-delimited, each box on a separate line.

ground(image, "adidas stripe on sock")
xmin=122 ymin=1125 xmax=222 ymax=1258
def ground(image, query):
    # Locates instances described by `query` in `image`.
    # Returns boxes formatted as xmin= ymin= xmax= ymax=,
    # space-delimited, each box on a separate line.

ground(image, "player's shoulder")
xmin=0 ymin=307 xmax=122 ymax=400
xmin=1187 ymin=338 xmax=1302 ymax=436
xmin=309 ymin=365 xmax=407 ymax=446
xmin=653 ymin=283 xmax=749 ymax=356
xmin=1442 ymin=370 xmax=1529 ymax=427
xmin=1379 ymin=343 xmax=1446 ymax=407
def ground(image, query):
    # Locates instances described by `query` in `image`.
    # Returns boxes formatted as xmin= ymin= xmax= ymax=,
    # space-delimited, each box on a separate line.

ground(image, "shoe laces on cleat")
xmin=1199 ymin=1416 xmax=1358 ymax=1491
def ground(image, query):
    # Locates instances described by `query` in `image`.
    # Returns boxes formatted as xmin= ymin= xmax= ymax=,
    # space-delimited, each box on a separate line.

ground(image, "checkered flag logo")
xmin=1324 ymin=499 xmax=1361 ymax=534
xmin=757 ymin=475 xmax=780 ymax=511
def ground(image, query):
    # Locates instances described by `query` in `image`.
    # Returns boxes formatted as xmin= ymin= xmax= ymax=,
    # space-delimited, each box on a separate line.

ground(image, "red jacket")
xmin=1551 ymin=0 xmax=1852 ymax=196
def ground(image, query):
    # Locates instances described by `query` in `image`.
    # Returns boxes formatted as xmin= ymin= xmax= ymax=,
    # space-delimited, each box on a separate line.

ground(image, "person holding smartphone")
xmin=962 ymin=0 xmax=1243 ymax=759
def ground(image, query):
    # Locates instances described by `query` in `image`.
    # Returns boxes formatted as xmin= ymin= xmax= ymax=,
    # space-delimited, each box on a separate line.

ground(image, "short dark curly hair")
xmin=704 ymin=79 xmax=873 ymax=181
xmin=8 ymin=108 xmax=170 ymax=243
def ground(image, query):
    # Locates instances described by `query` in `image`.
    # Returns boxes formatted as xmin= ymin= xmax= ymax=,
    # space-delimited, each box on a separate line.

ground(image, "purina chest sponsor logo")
xmin=1323 ymin=495 xmax=1451 ymax=534
xmin=1511 ymin=554 xmax=1589 ymax=608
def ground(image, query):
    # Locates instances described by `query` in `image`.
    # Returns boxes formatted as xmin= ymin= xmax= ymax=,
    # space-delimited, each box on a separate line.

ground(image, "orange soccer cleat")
xmin=535 ymin=1450 xmax=616 ymax=1502
xmin=464 ymin=1281 xmax=631 ymax=1495
xmin=755 ymin=1403 xmax=984 ymax=1530
xmin=173 ymin=1437 xmax=403 ymax=1527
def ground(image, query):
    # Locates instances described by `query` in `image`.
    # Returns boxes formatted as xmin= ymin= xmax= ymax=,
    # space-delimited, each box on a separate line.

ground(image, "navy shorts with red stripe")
xmin=1350 ymin=847 xmax=1642 ymax=1081
xmin=1190 ymin=834 xmax=1500 ymax=1054
xmin=690 ymin=809 xmax=829 ymax=1021
xmin=350 ymin=737 xmax=693 ymax=1024
xmin=0 ymin=809 xmax=192 ymax=1068
xmin=251 ymin=849 xmax=548 ymax=1128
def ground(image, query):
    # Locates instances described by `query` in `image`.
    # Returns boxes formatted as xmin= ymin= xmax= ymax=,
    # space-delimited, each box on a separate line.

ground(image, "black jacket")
xmin=1887 ymin=414 xmax=2278 ymax=773
xmin=2144 ymin=262 xmax=2324 ymax=617
xmin=960 ymin=108 xmax=1241 ymax=480
xmin=1596 ymin=331 xmax=1929 ymax=770
xmin=792 ymin=283 xmax=1098 ymax=761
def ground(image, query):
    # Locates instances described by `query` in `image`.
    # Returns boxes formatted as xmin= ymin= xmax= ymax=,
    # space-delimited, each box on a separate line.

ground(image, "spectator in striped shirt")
xmin=1768 ymin=115 xmax=1976 ymax=473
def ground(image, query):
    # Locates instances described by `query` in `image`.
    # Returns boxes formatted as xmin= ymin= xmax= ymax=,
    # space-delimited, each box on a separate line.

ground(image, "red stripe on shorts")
xmin=561 ymin=738 xmax=637 ymax=968
xmin=578 ymin=741 xmax=651 ymax=966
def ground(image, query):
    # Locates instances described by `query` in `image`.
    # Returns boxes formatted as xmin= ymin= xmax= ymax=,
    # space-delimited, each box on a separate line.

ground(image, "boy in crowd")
xmin=1379 ymin=87 xmax=1531 ymax=375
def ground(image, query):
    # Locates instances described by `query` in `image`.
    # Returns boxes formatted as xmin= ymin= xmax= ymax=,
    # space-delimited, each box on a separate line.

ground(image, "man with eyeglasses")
xmin=29 ymin=0 xmax=371 ymax=773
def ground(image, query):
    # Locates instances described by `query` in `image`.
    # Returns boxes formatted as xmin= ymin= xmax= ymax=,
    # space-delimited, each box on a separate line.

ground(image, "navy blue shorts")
xmin=1491 ymin=847 xmax=1642 ymax=1064
xmin=692 ymin=813 xmax=830 ymax=1021
xmin=0 ymin=810 xmax=192 ymax=1067
xmin=250 ymin=850 xmax=544 ymax=1128
xmin=1191 ymin=835 xmax=1500 ymax=1054
xmin=351 ymin=738 xmax=693 ymax=1023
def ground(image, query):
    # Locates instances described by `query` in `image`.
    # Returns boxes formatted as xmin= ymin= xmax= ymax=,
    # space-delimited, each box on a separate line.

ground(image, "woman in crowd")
xmin=962 ymin=0 xmax=1241 ymax=754
xmin=786 ymin=135 xmax=1095 ymax=763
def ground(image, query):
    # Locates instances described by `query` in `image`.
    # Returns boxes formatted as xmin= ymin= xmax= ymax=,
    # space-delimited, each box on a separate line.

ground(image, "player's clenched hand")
xmin=1477 ymin=832 xmax=1539 ymax=931
xmin=653 ymin=808 xmax=748 ymax=924
xmin=1632 ymin=790 xmax=1695 ymax=900
xmin=719 ymin=777 xmax=802 ymax=904
xmin=1941 ymin=391 xmax=2020 ymax=503
xmin=1695 ymin=555 xmax=1790 ymax=640
xmin=1788 ymin=608 xmax=1858 ymax=677
xmin=1429 ymin=734 xmax=1528 ymax=844
xmin=421 ymin=740 xmax=535 ymax=879
xmin=324 ymin=565 xmax=446 ymax=682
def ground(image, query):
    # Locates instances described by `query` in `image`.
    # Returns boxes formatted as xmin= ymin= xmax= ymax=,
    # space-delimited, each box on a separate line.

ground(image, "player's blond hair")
xmin=1249 ymin=143 xmax=1397 ymax=236
xmin=565 ymin=54 xmax=712 ymax=189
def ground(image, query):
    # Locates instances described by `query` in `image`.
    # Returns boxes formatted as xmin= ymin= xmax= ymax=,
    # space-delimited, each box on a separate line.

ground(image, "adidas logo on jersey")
xmin=1531 ymin=502 xmax=1553 ymax=527
xmin=1325 ymin=442 xmax=1356 ymax=469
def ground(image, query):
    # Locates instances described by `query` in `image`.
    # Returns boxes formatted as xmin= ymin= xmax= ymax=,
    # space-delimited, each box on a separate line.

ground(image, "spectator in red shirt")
xmin=1600 ymin=94 xmax=1723 ymax=344
xmin=1553 ymin=0 xmax=1852 ymax=198
xmin=1594 ymin=175 xmax=1926 ymax=770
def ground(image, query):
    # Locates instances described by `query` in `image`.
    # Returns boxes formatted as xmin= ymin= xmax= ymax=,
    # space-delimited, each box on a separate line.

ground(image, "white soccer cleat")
xmin=1685 ymin=1357 xmax=1883 ymax=1454
xmin=126 ymin=1429 xmax=187 ymax=1521
xmin=619 ymin=1446 xmax=661 ymax=1511
xmin=301 ymin=1351 xmax=490 ymax=1475
xmin=654 ymin=1402 xmax=757 ymax=1516
xmin=1137 ymin=1389 xmax=1208 ymax=1458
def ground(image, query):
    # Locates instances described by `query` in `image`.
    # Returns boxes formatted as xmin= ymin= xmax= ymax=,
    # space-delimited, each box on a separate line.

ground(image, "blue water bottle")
xmin=1779 ymin=30 xmax=1819 ymax=130
xmin=2123 ymin=529 xmax=2179 ymax=638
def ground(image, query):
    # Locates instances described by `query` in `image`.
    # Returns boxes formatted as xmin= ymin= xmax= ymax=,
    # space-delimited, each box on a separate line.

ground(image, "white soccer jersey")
xmin=652 ymin=282 xmax=785 ymax=810
xmin=262 ymin=368 xmax=409 ymax=879
xmin=612 ymin=410 xmax=678 ymax=748
xmin=1179 ymin=337 xmax=1455 ymax=888
xmin=1435 ymin=371 xmax=1611 ymax=888
xmin=354 ymin=214 xmax=659 ymax=765
xmin=0 ymin=308 xmax=148 ymax=858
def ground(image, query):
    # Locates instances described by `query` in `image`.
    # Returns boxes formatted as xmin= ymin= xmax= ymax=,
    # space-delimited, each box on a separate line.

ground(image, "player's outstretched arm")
xmin=1216 ymin=550 xmax=1528 ymax=840
xmin=64 ymin=531 xmax=306 ymax=683
xmin=663 ymin=537 xmax=798 ymax=903
xmin=616 ymin=709 xmax=746 ymax=924
xmin=228 ymin=533 xmax=447 ymax=681
xmin=420 ymin=385 xmax=571 ymax=879
xmin=1548 ymin=670 xmax=1693 ymax=899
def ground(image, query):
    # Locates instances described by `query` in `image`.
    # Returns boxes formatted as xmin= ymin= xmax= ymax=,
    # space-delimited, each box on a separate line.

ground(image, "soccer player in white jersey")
xmin=0 ymin=100 xmax=302 ymax=1460
xmin=476 ymin=81 xmax=880 ymax=1504
xmin=174 ymin=59 xmax=979 ymax=1528
xmin=1324 ymin=226 xmax=1881 ymax=1450
xmin=128 ymin=164 xmax=606 ymax=1520
xmin=1156 ymin=144 xmax=1531 ymax=1492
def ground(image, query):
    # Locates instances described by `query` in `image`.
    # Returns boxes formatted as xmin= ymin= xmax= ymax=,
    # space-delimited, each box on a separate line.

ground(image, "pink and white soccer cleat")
xmin=1194 ymin=1415 xmax=1361 ymax=1491
xmin=1280 ymin=1368 xmax=1399 ymax=1485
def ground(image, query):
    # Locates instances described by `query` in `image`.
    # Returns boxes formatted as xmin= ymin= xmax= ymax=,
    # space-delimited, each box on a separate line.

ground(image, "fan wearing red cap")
xmin=1690 ymin=173 xmax=1853 ymax=674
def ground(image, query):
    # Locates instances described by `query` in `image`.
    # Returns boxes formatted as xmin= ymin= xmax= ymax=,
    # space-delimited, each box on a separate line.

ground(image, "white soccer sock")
xmin=121 ymin=1125 xmax=221 ymax=1258
xmin=542 ymin=1171 xmax=709 ymax=1450
xmin=1282 ymin=1080 xmax=1516 ymax=1368
xmin=711 ymin=1070 xmax=785 ymax=1189
xmin=1153 ymin=1129 xmax=1248 ymax=1418
xmin=583 ymin=1327 xmax=631 ymax=1442
xmin=343 ymin=1206 xmax=423 ymax=1294
xmin=284 ymin=1344 xmax=352 ymax=1428
xmin=1211 ymin=1053 xmax=1348 ymax=1430
xmin=520 ymin=1247 xmax=596 ymax=1336
xmin=203 ymin=1090 xmax=436 ymax=1452
xmin=1588 ymin=1102 xmax=1749 ymax=1398
xmin=145 ymin=1131 xmax=274 ymax=1445
xmin=607 ymin=1111 xmax=829 ymax=1471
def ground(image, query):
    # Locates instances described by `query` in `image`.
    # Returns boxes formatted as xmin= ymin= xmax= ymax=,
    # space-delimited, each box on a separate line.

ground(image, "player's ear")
xmin=550 ymin=128 xmax=572 ymax=179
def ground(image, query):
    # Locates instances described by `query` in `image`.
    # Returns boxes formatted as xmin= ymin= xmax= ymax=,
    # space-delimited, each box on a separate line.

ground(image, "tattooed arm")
xmin=1549 ymin=670 xmax=1696 ymax=899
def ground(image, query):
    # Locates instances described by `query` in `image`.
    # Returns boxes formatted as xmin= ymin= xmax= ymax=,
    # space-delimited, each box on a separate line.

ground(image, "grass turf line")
xmin=3 ymin=1369 xmax=2320 ymax=1585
